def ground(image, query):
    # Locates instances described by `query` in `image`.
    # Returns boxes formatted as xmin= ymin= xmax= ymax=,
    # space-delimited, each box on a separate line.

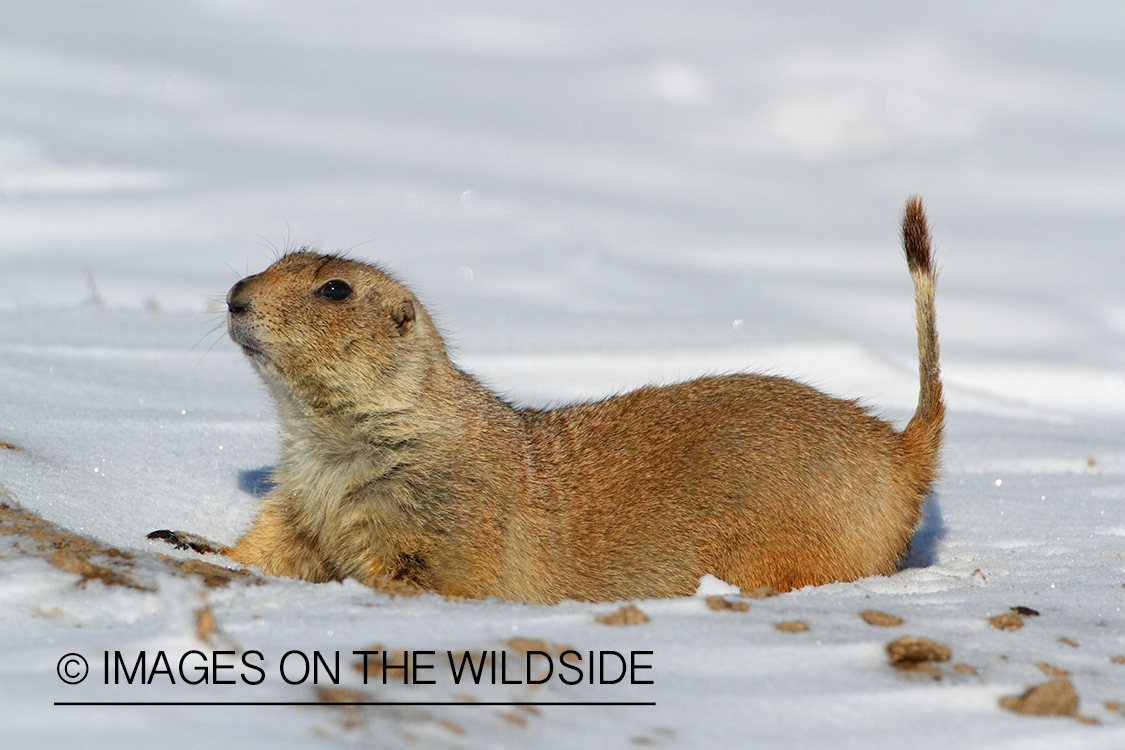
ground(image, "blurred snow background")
xmin=1 ymin=1 xmax=1124 ymax=748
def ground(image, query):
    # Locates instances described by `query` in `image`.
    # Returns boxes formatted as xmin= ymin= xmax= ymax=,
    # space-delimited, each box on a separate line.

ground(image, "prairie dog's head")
xmin=227 ymin=251 xmax=442 ymax=415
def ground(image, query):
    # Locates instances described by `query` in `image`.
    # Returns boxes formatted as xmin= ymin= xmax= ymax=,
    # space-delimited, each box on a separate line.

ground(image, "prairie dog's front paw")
xmin=147 ymin=529 xmax=222 ymax=555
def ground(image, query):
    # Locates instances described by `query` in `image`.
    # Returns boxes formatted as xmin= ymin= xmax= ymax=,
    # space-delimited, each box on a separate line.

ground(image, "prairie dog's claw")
xmin=147 ymin=529 xmax=222 ymax=555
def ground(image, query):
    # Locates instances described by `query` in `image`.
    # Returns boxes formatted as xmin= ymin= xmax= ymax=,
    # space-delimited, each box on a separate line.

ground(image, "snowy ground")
xmin=2 ymin=1 xmax=1124 ymax=747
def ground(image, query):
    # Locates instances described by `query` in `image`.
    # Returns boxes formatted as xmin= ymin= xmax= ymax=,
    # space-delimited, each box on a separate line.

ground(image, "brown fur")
xmin=153 ymin=197 xmax=943 ymax=603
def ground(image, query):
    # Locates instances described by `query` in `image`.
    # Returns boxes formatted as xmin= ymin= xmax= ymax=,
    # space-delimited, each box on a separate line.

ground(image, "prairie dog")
xmin=152 ymin=197 xmax=943 ymax=603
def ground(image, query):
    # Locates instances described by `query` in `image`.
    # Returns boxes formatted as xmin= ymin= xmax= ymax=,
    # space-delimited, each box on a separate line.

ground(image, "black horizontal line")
xmin=55 ymin=701 xmax=656 ymax=707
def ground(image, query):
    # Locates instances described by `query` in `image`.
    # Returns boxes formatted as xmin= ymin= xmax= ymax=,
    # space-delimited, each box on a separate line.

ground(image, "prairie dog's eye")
xmin=315 ymin=279 xmax=353 ymax=301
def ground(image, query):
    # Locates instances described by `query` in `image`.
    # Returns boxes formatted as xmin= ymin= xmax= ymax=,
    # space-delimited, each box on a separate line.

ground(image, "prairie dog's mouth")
xmin=228 ymin=319 xmax=269 ymax=360
xmin=238 ymin=341 xmax=268 ymax=358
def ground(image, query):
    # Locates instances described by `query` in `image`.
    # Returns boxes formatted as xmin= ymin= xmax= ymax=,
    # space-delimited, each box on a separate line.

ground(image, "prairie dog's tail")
xmin=901 ymin=195 xmax=944 ymax=491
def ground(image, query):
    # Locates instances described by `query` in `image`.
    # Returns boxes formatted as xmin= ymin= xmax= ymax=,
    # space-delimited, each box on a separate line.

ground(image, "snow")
xmin=2 ymin=1 xmax=1124 ymax=747
xmin=694 ymin=575 xmax=742 ymax=598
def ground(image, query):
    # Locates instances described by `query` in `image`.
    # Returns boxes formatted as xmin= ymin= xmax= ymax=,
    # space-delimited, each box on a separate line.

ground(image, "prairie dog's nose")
xmin=227 ymin=279 xmax=251 ymax=314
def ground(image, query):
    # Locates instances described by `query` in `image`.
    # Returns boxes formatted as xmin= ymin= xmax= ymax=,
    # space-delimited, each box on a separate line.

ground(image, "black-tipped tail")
xmin=901 ymin=196 xmax=944 ymax=492
xmin=903 ymin=195 xmax=933 ymax=276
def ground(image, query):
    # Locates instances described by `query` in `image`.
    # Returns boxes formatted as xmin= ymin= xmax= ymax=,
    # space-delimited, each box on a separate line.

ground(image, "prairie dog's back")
xmin=522 ymin=373 xmax=924 ymax=599
xmin=517 ymin=196 xmax=943 ymax=600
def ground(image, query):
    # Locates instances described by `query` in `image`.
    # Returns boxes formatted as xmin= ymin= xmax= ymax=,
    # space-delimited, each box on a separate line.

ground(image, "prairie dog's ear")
xmin=391 ymin=299 xmax=415 ymax=336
